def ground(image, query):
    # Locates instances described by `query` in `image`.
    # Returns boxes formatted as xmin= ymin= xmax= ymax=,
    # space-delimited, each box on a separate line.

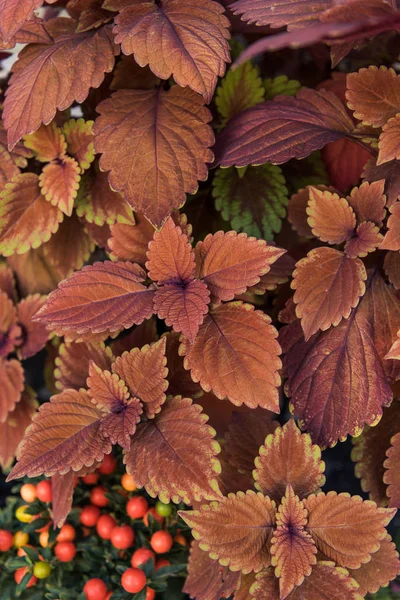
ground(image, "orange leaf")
xmin=254 ymin=420 xmax=325 ymax=503
xmin=63 ymin=118 xmax=95 ymax=172
xmin=195 ymin=231 xmax=285 ymax=303
xmin=76 ymin=170 xmax=131 ymax=227
xmin=234 ymin=573 xmax=258 ymax=599
xmin=184 ymin=540 xmax=240 ymax=600
xmin=292 ymin=248 xmax=366 ymax=340
xmin=384 ymin=432 xmax=400 ymax=508
xmin=271 ymin=485 xmax=317 ymax=599
xmin=181 ymin=302 xmax=281 ymax=410
xmin=352 ymin=403 xmax=400 ymax=506
xmin=344 ymin=221 xmax=383 ymax=258
xmin=55 ymin=341 xmax=114 ymax=392
xmin=0 ymin=173 xmax=64 ymax=256
xmin=380 ymin=201 xmax=400 ymax=251
xmin=3 ymin=19 xmax=117 ymax=149
xmin=307 ymin=187 xmax=356 ymax=244
xmin=248 ymin=567 xmax=279 ymax=599
xmin=34 ymin=261 xmax=155 ymax=334
xmin=0 ymin=144 xmax=20 ymax=195
xmin=113 ymin=0 xmax=230 ymax=103
xmin=0 ymin=388 xmax=37 ymax=471
xmin=40 ymin=156 xmax=81 ymax=217
xmin=7 ymin=389 xmax=112 ymax=479
xmin=24 ymin=122 xmax=67 ymax=162
xmin=146 ymin=217 xmax=195 ymax=284
xmin=305 ymin=491 xmax=396 ymax=568
xmin=179 ymin=490 xmax=276 ymax=573
xmin=0 ymin=358 xmax=24 ymax=423
xmin=154 ymin=280 xmax=210 ymax=342
xmin=288 ymin=185 xmax=330 ymax=238
xmin=346 ymin=180 xmax=386 ymax=226
xmin=17 ymin=294 xmax=49 ymax=360
xmin=378 ymin=114 xmax=400 ymax=165
xmin=349 ymin=534 xmax=400 ymax=595
xmin=109 ymin=211 xmax=154 ymax=264
xmin=112 ymin=338 xmax=168 ymax=419
xmin=124 ymin=396 xmax=222 ymax=504
xmin=346 ymin=66 xmax=400 ymax=128
xmin=94 ymin=86 xmax=214 ymax=227
xmin=7 ymin=248 xmax=63 ymax=296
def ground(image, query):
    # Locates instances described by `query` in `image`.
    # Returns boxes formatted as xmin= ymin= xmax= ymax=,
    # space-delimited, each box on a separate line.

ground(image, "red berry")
xmin=14 ymin=567 xmax=37 ymax=588
xmin=0 ymin=529 xmax=13 ymax=552
xmin=90 ymin=486 xmax=109 ymax=508
xmin=80 ymin=505 xmax=101 ymax=527
xmin=56 ymin=523 xmax=76 ymax=542
xmin=126 ymin=496 xmax=148 ymax=519
xmin=97 ymin=454 xmax=117 ymax=475
xmin=110 ymin=525 xmax=135 ymax=550
xmin=55 ymin=541 xmax=76 ymax=562
xmin=150 ymin=531 xmax=173 ymax=554
xmin=83 ymin=578 xmax=108 ymax=600
xmin=121 ymin=568 xmax=146 ymax=593
xmin=36 ymin=480 xmax=52 ymax=503
xmin=82 ymin=473 xmax=99 ymax=486
xmin=131 ymin=547 xmax=155 ymax=568
xmin=146 ymin=588 xmax=156 ymax=600
xmin=155 ymin=559 xmax=171 ymax=571
xmin=96 ymin=514 xmax=117 ymax=540
xmin=143 ymin=507 xmax=164 ymax=527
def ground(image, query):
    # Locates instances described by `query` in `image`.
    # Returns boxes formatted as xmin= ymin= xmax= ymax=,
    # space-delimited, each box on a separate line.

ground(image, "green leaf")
xmin=212 ymin=164 xmax=289 ymax=241
xmin=215 ymin=62 xmax=265 ymax=125
xmin=264 ymin=75 xmax=301 ymax=100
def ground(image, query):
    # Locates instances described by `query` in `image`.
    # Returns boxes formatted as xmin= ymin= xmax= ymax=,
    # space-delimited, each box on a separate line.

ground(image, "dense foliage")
xmin=0 ymin=0 xmax=400 ymax=598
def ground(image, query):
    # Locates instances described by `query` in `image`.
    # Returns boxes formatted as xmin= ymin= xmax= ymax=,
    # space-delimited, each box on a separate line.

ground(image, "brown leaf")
xmin=384 ymin=431 xmax=400 ymax=508
xmin=292 ymin=248 xmax=367 ymax=340
xmin=94 ymin=87 xmax=214 ymax=227
xmin=124 ymin=396 xmax=222 ymax=504
xmin=271 ymin=485 xmax=317 ymax=599
xmin=346 ymin=180 xmax=386 ymax=226
xmin=345 ymin=221 xmax=383 ymax=258
xmin=63 ymin=118 xmax=95 ymax=172
xmin=87 ymin=361 xmax=130 ymax=410
xmin=76 ymin=170 xmax=131 ymax=226
xmin=3 ymin=19 xmax=117 ymax=149
xmin=378 ymin=114 xmax=400 ymax=165
xmin=0 ymin=388 xmax=37 ymax=470
xmin=288 ymin=185 xmax=330 ymax=238
xmin=305 ymin=491 xmax=396 ymax=568
xmin=163 ymin=331 xmax=202 ymax=398
xmin=7 ymin=247 xmax=64 ymax=296
xmin=39 ymin=156 xmax=81 ymax=217
xmin=110 ymin=54 xmax=160 ymax=91
xmin=230 ymin=0 xmax=329 ymax=30
xmin=0 ymin=263 xmax=16 ymax=300
xmin=109 ymin=211 xmax=154 ymax=264
xmin=17 ymin=294 xmax=49 ymax=360
xmin=55 ymin=341 xmax=114 ymax=391
xmin=147 ymin=217 xmax=195 ymax=284
xmin=381 ymin=201 xmax=400 ymax=251
xmin=180 ymin=490 xmax=276 ymax=573
xmin=0 ymin=358 xmax=25 ymax=423
xmin=0 ymin=0 xmax=44 ymax=43
xmin=307 ymin=187 xmax=356 ymax=244
xmin=349 ymin=534 xmax=400 ymax=595
xmin=362 ymin=158 xmax=400 ymax=208
xmin=24 ymin=122 xmax=67 ymax=162
xmin=113 ymin=0 xmax=230 ymax=103
xmin=7 ymin=389 xmax=112 ymax=479
xmin=181 ymin=302 xmax=281 ymax=411
xmin=384 ymin=251 xmax=400 ymax=289
xmin=110 ymin=320 xmax=158 ymax=357
xmin=112 ymin=338 xmax=168 ymax=419
xmin=51 ymin=471 xmax=76 ymax=529
xmin=254 ymin=420 xmax=325 ymax=503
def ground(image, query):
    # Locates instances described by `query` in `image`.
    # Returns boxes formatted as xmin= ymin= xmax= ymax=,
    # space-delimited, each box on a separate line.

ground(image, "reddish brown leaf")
xmin=271 ymin=485 xmax=317 ymax=599
xmin=384 ymin=432 xmax=400 ymax=508
xmin=0 ymin=358 xmax=24 ymax=423
xmin=305 ymin=491 xmax=396 ymax=568
xmin=39 ymin=156 xmax=81 ymax=217
xmin=24 ymin=122 xmax=67 ymax=162
xmin=154 ymin=280 xmax=210 ymax=342
xmin=76 ymin=170 xmax=131 ymax=227
xmin=254 ymin=420 xmax=325 ymax=503
xmin=349 ymin=534 xmax=400 ymax=595
xmin=181 ymin=302 xmax=281 ymax=410
xmin=7 ymin=389 xmax=112 ymax=479
xmin=87 ymin=361 xmax=130 ymax=410
xmin=7 ymin=248 xmax=64 ymax=296
xmin=112 ymin=338 xmax=168 ymax=419
xmin=362 ymin=158 xmax=400 ymax=208
xmin=380 ymin=201 xmax=400 ymax=251
xmin=164 ymin=331 xmax=202 ymax=398
xmin=180 ymin=490 xmax=276 ymax=573
xmin=293 ymin=248 xmax=366 ymax=340
xmin=110 ymin=320 xmax=158 ymax=358
xmin=321 ymin=138 xmax=370 ymax=193
xmin=224 ymin=412 xmax=278 ymax=476
xmin=384 ymin=251 xmax=400 ymax=289
xmin=0 ymin=290 xmax=17 ymax=336
xmin=0 ymin=263 xmax=16 ymax=300
xmin=0 ymin=145 xmax=20 ymax=194
xmin=34 ymin=261 xmax=155 ymax=334
xmin=248 ymin=252 xmax=296 ymax=295
xmin=0 ymin=0 xmax=44 ymax=43
xmin=3 ymin=19 xmax=117 ymax=149
xmin=55 ymin=341 xmax=114 ymax=391
xmin=344 ymin=221 xmax=383 ymax=258
xmin=230 ymin=0 xmax=330 ymax=30
xmin=234 ymin=573 xmax=258 ymax=600
xmin=51 ymin=471 xmax=76 ymax=529
xmin=347 ymin=180 xmax=386 ymax=226
xmin=0 ymin=173 xmax=64 ymax=256
xmin=184 ymin=540 xmax=240 ymax=600
xmin=113 ymin=0 xmax=231 ymax=103
xmin=288 ymin=185 xmax=329 ymax=238
xmin=17 ymin=294 xmax=49 ymax=360
xmin=215 ymin=89 xmax=354 ymax=168
xmin=346 ymin=66 xmax=400 ymax=128
xmin=352 ymin=402 xmax=400 ymax=506
xmin=63 ymin=118 xmax=95 ymax=172
xmin=124 ymin=396 xmax=221 ymax=504
xmin=0 ymin=388 xmax=37 ymax=470
xmin=280 ymin=271 xmax=400 ymax=447
xmin=94 ymin=87 xmax=214 ymax=227
xmin=307 ymin=187 xmax=356 ymax=244
xmin=147 ymin=218 xmax=195 ymax=284
xmin=195 ymin=231 xmax=285 ymax=303
xmin=100 ymin=400 xmax=143 ymax=450
xmin=378 ymin=114 xmax=400 ymax=165
xmin=248 ymin=567 xmax=279 ymax=599
xmin=109 ymin=212 xmax=154 ymax=264
xmin=110 ymin=54 xmax=160 ymax=91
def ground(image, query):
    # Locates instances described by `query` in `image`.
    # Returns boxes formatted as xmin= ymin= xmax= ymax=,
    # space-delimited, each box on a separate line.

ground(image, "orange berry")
xmin=90 ymin=486 xmax=109 ymax=508
xmin=0 ymin=529 xmax=13 ymax=552
xmin=127 ymin=496 xmax=148 ymax=519
xmin=36 ymin=480 xmax=52 ymax=503
xmin=97 ymin=454 xmax=117 ymax=475
xmin=80 ymin=505 xmax=101 ymax=527
xmin=121 ymin=473 xmax=136 ymax=492
xmin=121 ymin=568 xmax=146 ymax=593
xmin=96 ymin=514 xmax=117 ymax=540
xmin=83 ymin=578 xmax=108 ymax=600
xmin=82 ymin=473 xmax=99 ymax=485
xmin=110 ymin=525 xmax=135 ymax=550
xmin=14 ymin=567 xmax=37 ymax=588
xmin=56 ymin=523 xmax=76 ymax=543
xmin=131 ymin=547 xmax=155 ymax=568
xmin=143 ymin=507 xmax=164 ymax=527
xmin=145 ymin=588 xmax=156 ymax=600
xmin=55 ymin=541 xmax=76 ymax=562
xmin=39 ymin=530 xmax=49 ymax=548
xmin=150 ymin=531 xmax=173 ymax=554
xmin=155 ymin=559 xmax=170 ymax=571
xmin=20 ymin=483 xmax=37 ymax=503
xmin=174 ymin=533 xmax=187 ymax=547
